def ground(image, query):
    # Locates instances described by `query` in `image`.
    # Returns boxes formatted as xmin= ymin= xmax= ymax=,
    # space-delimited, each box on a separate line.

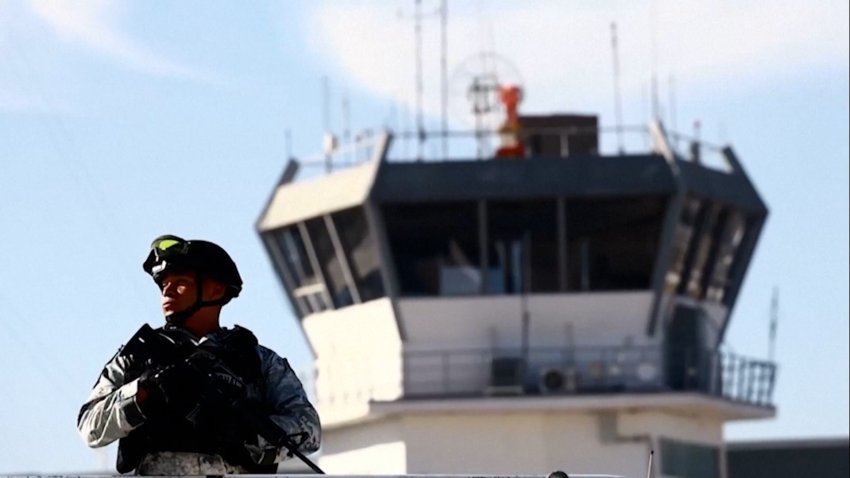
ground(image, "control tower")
xmin=256 ymin=111 xmax=776 ymax=477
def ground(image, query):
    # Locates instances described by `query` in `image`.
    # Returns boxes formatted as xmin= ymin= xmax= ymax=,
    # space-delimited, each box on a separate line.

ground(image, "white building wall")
xmin=401 ymin=412 xmax=643 ymax=475
xmin=399 ymin=292 xmax=658 ymax=351
xmin=320 ymin=418 xmax=408 ymax=474
xmin=620 ymin=411 xmax=724 ymax=445
xmin=302 ymin=298 xmax=403 ymax=425
xmin=320 ymin=408 xmax=723 ymax=477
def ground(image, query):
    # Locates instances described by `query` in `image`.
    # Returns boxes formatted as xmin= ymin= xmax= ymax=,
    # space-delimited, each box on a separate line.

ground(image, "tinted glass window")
xmin=267 ymin=226 xmax=330 ymax=316
xmin=332 ymin=207 xmax=386 ymax=302
xmin=383 ymin=202 xmax=480 ymax=296
xmin=665 ymin=196 xmax=702 ymax=294
xmin=661 ymin=438 xmax=720 ymax=478
xmin=566 ymin=196 xmax=665 ymax=291
xmin=305 ymin=217 xmax=353 ymax=308
xmin=486 ymin=199 xmax=559 ymax=293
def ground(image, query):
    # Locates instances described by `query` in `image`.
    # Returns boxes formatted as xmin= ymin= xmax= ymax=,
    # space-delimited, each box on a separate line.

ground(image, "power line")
xmin=0 ymin=292 xmax=79 ymax=406
xmin=3 ymin=25 xmax=149 ymax=313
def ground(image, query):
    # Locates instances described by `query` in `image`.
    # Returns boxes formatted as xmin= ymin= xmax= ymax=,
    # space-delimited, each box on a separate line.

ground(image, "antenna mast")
xmin=285 ymin=129 xmax=292 ymax=159
xmin=342 ymin=92 xmax=351 ymax=165
xmin=645 ymin=450 xmax=654 ymax=478
xmin=669 ymin=74 xmax=677 ymax=148
xmin=321 ymin=76 xmax=334 ymax=173
xmin=610 ymin=22 xmax=624 ymax=153
xmin=650 ymin=0 xmax=660 ymax=121
xmin=769 ymin=286 xmax=779 ymax=362
xmin=440 ymin=0 xmax=448 ymax=158
xmin=414 ymin=0 xmax=425 ymax=161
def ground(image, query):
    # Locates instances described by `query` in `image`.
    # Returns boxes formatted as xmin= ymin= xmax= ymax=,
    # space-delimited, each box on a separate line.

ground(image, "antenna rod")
xmin=650 ymin=0 xmax=660 ymax=121
xmin=322 ymin=76 xmax=332 ymax=173
xmin=322 ymin=76 xmax=330 ymax=134
xmin=521 ymin=232 xmax=532 ymax=367
xmin=440 ymin=0 xmax=448 ymax=158
xmin=414 ymin=0 xmax=425 ymax=161
xmin=669 ymin=74 xmax=677 ymax=149
xmin=285 ymin=128 xmax=292 ymax=159
xmin=669 ymin=75 xmax=676 ymax=131
xmin=610 ymin=22 xmax=624 ymax=153
xmin=342 ymin=92 xmax=351 ymax=164
xmin=769 ymin=286 xmax=779 ymax=361
xmin=645 ymin=449 xmax=654 ymax=478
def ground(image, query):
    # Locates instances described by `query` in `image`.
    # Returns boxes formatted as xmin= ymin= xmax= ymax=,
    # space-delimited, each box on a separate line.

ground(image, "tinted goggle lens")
xmin=151 ymin=237 xmax=189 ymax=259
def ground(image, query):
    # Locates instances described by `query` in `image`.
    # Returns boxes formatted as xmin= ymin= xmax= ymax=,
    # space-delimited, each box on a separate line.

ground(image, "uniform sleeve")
xmin=257 ymin=346 xmax=322 ymax=460
xmin=76 ymin=353 xmax=148 ymax=447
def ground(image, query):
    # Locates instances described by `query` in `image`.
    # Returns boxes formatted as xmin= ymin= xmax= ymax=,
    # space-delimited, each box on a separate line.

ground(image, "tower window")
xmin=566 ymin=196 xmax=665 ymax=291
xmin=383 ymin=202 xmax=480 ymax=296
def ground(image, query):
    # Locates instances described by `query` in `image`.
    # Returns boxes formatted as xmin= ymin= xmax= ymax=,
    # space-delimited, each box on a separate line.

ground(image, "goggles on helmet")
xmin=145 ymin=235 xmax=191 ymax=278
xmin=143 ymin=234 xmax=242 ymax=295
xmin=153 ymin=236 xmax=189 ymax=254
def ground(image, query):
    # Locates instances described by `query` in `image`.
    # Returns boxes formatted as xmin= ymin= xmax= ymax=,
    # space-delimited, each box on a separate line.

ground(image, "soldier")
xmin=77 ymin=235 xmax=321 ymax=474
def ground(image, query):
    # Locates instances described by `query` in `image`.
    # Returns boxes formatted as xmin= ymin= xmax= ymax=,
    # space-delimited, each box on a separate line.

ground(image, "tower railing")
xmin=290 ymin=123 xmax=735 ymax=182
xmin=399 ymin=345 xmax=776 ymax=408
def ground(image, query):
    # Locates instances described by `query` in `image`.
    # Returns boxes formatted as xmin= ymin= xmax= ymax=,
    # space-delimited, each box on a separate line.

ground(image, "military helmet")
xmin=142 ymin=234 xmax=243 ymax=299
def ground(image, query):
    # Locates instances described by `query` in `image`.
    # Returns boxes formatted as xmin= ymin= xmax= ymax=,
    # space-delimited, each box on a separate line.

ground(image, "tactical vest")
xmin=116 ymin=325 xmax=276 ymax=474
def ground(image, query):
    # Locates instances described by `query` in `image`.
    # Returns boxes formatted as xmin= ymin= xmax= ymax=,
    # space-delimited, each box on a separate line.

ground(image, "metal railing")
xmin=401 ymin=345 xmax=776 ymax=408
xmin=289 ymin=123 xmax=736 ymax=181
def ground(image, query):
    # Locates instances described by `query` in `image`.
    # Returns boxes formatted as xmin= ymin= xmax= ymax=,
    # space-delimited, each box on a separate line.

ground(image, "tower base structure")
xmin=319 ymin=395 xmax=771 ymax=477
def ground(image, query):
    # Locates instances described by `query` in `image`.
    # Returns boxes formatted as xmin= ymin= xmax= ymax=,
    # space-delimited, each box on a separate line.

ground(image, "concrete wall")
xmin=320 ymin=418 xmax=408 ymax=474
xmin=320 ymin=408 xmax=725 ymax=477
xmin=303 ymin=298 xmax=403 ymax=425
xmin=399 ymin=292 xmax=658 ymax=351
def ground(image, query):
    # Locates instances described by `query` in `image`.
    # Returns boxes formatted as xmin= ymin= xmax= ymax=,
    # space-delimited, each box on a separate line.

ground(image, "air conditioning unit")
xmin=539 ymin=367 xmax=579 ymax=394
xmin=485 ymin=357 xmax=525 ymax=396
xmin=636 ymin=362 xmax=658 ymax=382
xmin=539 ymin=368 xmax=566 ymax=394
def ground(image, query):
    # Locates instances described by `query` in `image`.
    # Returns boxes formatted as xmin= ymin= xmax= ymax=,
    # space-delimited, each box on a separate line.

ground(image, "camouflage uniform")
xmin=77 ymin=327 xmax=321 ymax=475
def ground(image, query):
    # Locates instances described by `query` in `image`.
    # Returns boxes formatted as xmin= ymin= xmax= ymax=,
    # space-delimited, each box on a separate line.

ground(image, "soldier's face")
xmin=159 ymin=271 xmax=198 ymax=316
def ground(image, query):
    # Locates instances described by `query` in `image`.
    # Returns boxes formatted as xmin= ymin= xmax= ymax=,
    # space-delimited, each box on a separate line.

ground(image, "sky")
xmin=0 ymin=0 xmax=847 ymax=473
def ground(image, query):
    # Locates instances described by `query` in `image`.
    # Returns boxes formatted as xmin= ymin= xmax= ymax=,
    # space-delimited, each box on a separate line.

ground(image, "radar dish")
xmin=449 ymin=51 xmax=524 ymax=133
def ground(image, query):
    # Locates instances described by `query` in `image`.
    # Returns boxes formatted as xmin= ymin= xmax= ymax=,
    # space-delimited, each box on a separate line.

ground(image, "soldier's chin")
xmin=163 ymin=310 xmax=181 ymax=323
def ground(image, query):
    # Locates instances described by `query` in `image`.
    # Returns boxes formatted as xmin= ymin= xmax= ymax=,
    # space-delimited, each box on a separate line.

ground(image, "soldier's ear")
xmin=205 ymin=280 xmax=227 ymax=301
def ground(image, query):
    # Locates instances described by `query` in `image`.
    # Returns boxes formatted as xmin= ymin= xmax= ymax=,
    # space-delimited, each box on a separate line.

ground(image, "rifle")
xmin=121 ymin=323 xmax=324 ymax=474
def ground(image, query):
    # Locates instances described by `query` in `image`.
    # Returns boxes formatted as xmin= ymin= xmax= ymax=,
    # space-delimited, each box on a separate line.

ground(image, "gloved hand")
xmin=137 ymin=359 xmax=206 ymax=418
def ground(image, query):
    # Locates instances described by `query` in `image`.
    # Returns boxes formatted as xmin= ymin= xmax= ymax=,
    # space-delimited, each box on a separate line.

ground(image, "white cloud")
xmin=309 ymin=0 xmax=849 ymax=125
xmin=27 ymin=0 xmax=210 ymax=81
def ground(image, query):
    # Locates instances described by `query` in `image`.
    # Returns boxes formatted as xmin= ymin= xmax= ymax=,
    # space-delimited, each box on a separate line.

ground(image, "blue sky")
xmin=0 ymin=0 xmax=847 ymax=473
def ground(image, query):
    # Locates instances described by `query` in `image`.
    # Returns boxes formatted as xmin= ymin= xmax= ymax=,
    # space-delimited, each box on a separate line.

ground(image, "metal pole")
xmin=768 ymin=286 xmax=778 ymax=361
xmin=414 ymin=0 xmax=424 ymax=161
xmin=521 ymin=232 xmax=531 ymax=366
xmin=440 ymin=0 xmax=448 ymax=158
xmin=611 ymin=22 xmax=624 ymax=153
